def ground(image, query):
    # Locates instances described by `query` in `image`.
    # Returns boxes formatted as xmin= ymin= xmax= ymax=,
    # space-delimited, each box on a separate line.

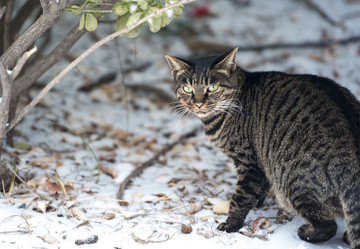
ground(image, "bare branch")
xmin=11 ymin=1 xmax=40 ymax=41
xmin=3 ymin=0 xmax=13 ymax=51
xmin=0 ymin=60 xmax=11 ymax=148
xmin=10 ymin=46 xmax=37 ymax=81
xmin=0 ymin=0 xmax=72 ymax=68
xmin=12 ymin=24 xmax=86 ymax=98
xmin=0 ymin=6 xmax=5 ymax=20
xmin=302 ymin=0 xmax=340 ymax=26
xmin=5 ymin=0 xmax=196 ymax=134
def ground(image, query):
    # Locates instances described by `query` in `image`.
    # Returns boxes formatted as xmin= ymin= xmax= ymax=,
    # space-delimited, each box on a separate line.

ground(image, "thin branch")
xmin=188 ymin=35 xmax=360 ymax=54
xmin=302 ymin=0 xmax=339 ymax=26
xmin=0 ymin=0 xmax=72 ymax=68
xmin=5 ymin=0 xmax=196 ymax=135
xmin=11 ymin=1 xmax=41 ymax=42
xmin=10 ymin=46 xmax=37 ymax=81
xmin=117 ymin=126 xmax=200 ymax=206
xmin=0 ymin=6 xmax=5 ymax=20
xmin=0 ymin=60 xmax=11 ymax=148
xmin=12 ymin=24 xmax=86 ymax=98
xmin=3 ymin=0 xmax=13 ymax=51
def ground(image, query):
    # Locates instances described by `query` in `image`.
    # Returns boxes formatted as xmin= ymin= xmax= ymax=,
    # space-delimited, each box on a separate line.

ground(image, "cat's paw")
xmin=217 ymin=222 xmax=241 ymax=233
xmin=298 ymin=221 xmax=337 ymax=243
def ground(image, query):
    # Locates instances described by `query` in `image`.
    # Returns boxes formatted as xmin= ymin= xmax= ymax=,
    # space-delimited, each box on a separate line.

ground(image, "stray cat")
xmin=165 ymin=47 xmax=360 ymax=249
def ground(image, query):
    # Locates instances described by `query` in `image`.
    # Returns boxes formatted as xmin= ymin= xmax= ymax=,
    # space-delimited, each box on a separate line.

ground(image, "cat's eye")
xmin=208 ymin=84 xmax=219 ymax=92
xmin=183 ymin=86 xmax=193 ymax=93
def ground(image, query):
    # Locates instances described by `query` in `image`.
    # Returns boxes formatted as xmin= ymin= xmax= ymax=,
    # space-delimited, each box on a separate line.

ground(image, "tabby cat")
xmin=165 ymin=48 xmax=360 ymax=248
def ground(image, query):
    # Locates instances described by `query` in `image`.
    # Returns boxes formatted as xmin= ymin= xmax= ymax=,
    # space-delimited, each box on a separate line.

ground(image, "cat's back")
xmin=240 ymin=70 xmax=360 ymax=166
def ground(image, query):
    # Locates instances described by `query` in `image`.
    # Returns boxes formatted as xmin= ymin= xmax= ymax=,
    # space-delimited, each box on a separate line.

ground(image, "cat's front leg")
xmin=218 ymin=163 xmax=269 ymax=233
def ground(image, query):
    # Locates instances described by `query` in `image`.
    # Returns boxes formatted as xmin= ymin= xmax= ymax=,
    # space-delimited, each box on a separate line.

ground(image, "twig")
xmin=10 ymin=46 xmax=37 ymax=81
xmin=240 ymin=231 xmax=269 ymax=240
xmin=0 ymin=60 xmax=11 ymax=148
xmin=0 ymin=159 xmax=50 ymax=201
xmin=0 ymin=6 xmax=6 ymax=20
xmin=5 ymin=0 xmax=196 ymax=135
xmin=302 ymin=0 xmax=339 ymax=26
xmin=131 ymin=233 xmax=171 ymax=245
xmin=117 ymin=126 xmax=200 ymax=206
xmin=188 ymin=35 xmax=360 ymax=53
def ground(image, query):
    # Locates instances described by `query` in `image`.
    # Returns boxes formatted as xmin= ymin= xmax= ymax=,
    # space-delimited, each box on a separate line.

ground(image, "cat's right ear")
xmin=165 ymin=55 xmax=191 ymax=80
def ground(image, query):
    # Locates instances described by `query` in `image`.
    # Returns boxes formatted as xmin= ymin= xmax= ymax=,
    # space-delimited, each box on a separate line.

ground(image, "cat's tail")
xmin=341 ymin=171 xmax=360 ymax=249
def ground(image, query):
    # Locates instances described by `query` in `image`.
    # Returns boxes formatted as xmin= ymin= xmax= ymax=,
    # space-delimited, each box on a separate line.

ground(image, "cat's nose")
xmin=195 ymin=102 xmax=204 ymax=109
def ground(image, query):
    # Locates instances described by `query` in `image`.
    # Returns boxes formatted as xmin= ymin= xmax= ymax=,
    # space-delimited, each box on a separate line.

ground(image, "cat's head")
xmin=165 ymin=47 xmax=240 ymax=119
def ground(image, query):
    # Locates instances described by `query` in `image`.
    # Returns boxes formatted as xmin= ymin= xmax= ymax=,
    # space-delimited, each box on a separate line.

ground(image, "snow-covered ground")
xmin=1 ymin=0 xmax=360 ymax=248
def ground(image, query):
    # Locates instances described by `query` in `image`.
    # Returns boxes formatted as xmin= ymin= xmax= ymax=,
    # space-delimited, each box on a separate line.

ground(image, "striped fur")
xmin=165 ymin=48 xmax=360 ymax=248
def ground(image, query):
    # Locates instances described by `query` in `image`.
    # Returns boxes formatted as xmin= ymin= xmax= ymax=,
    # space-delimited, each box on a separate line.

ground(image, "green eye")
xmin=183 ymin=86 xmax=193 ymax=93
xmin=208 ymin=84 xmax=219 ymax=92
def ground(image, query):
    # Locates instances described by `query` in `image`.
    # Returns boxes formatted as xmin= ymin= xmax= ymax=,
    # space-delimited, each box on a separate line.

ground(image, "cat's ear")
xmin=165 ymin=55 xmax=191 ymax=80
xmin=211 ymin=47 xmax=238 ymax=76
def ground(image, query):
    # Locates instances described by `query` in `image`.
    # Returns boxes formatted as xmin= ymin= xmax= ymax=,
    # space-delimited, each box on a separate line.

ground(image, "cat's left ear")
xmin=212 ymin=47 xmax=238 ymax=76
xmin=165 ymin=55 xmax=191 ymax=80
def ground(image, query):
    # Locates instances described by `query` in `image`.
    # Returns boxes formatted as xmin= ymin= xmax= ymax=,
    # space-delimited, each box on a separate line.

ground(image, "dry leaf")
xmin=43 ymin=179 xmax=74 ymax=193
xmin=132 ymin=192 xmax=144 ymax=198
xmin=129 ymin=135 xmax=147 ymax=147
xmin=99 ymin=151 xmax=117 ymax=161
xmin=33 ymin=201 xmax=48 ymax=213
xmin=111 ymin=128 xmax=130 ymax=140
xmin=99 ymin=165 xmax=118 ymax=178
xmin=102 ymin=212 xmax=115 ymax=220
xmin=200 ymin=216 xmax=211 ymax=221
xmin=251 ymin=217 xmax=271 ymax=233
xmin=42 ymin=233 xmax=60 ymax=244
xmin=213 ymin=201 xmax=230 ymax=215
xmin=181 ymin=155 xmax=191 ymax=163
xmin=71 ymin=207 xmax=88 ymax=222
xmin=181 ymin=224 xmax=192 ymax=234
xmin=167 ymin=178 xmax=181 ymax=187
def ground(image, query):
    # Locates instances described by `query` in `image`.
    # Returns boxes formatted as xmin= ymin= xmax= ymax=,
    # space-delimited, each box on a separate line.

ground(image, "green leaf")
xmin=85 ymin=13 xmax=98 ymax=32
xmin=126 ymin=12 xmax=143 ymax=27
xmin=79 ymin=13 xmax=85 ymax=30
xmin=138 ymin=0 xmax=148 ymax=10
xmin=127 ymin=24 xmax=144 ymax=38
xmin=116 ymin=13 xmax=131 ymax=36
xmin=66 ymin=4 xmax=82 ymax=15
xmin=173 ymin=6 xmax=183 ymax=18
xmin=113 ymin=2 xmax=129 ymax=16
xmin=161 ymin=12 xmax=171 ymax=27
xmin=147 ymin=6 xmax=160 ymax=15
xmin=148 ymin=16 xmax=162 ymax=33
xmin=13 ymin=142 xmax=31 ymax=150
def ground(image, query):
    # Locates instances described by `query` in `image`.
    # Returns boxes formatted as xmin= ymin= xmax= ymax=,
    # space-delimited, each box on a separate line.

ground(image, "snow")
xmin=1 ymin=0 xmax=360 ymax=248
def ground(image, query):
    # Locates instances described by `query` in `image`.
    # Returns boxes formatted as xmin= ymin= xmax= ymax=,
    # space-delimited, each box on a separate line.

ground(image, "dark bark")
xmin=0 ymin=0 xmax=72 ymax=68
xmin=12 ymin=24 xmax=86 ymax=98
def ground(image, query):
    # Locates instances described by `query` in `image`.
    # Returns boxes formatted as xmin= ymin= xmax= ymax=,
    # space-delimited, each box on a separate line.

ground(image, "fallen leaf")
xmin=99 ymin=165 xmax=118 ymax=178
xmin=13 ymin=142 xmax=32 ymax=150
xmin=42 ymin=233 xmax=60 ymax=244
xmin=102 ymin=212 xmax=115 ymax=220
xmin=71 ymin=207 xmax=88 ymax=222
xmin=99 ymin=151 xmax=117 ymax=161
xmin=212 ymin=201 xmax=230 ymax=215
xmin=181 ymin=224 xmax=192 ymax=234
xmin=251 ymin=217 xmax=271 ymax=233
xmin=33 ymin=201 xmax=49 ymax=213
xmin=110 ymin=128 xmax=131 ymax=140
